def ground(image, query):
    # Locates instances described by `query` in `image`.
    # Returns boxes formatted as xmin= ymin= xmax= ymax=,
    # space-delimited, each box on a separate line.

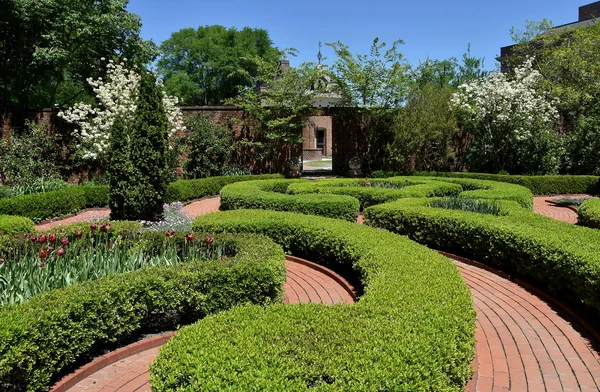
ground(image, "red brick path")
xmin=48 ymin=195 xmax=600 ymax=392
xmin=533 ymin=196 xmax=586 ymax=225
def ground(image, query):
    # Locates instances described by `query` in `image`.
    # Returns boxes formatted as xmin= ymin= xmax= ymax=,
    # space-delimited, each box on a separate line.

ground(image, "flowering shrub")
xmin=58 ymin=59 xmax=185 ymax=162
xmin=451 ymin=57 xmax=561 ymax=174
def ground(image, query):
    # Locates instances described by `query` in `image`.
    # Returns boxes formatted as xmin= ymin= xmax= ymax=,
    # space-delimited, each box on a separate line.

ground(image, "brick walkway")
xmin=532 ymin=195 xmax=593 ymax=225
xmin=47 ymin=195 xmax=600 ymax=392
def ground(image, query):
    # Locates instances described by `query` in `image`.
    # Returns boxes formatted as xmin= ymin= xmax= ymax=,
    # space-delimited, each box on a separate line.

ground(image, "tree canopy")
xmin=157 ymin=25 xmax=281 ymax=106
xmin=0 ymin=0 xmax=156 ymax=119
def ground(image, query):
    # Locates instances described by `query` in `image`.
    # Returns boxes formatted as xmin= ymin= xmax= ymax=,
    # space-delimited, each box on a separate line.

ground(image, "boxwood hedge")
xmin=400 ymin=171 xmax=600 ymax=196
xmin=0 ymin=215 xmax=35 ymax=235
xmin=149 ymin=210 xmax=476 ymax=391
xmin=365 ymin=197 xmax=600 ymax=316
xmin=0 ymin=175 xmax=283 ymax=223
xmin=0 ymin=232 xmax=285 ymax=392
xmin=220 ymin=179 xmax=360 ymax=221
xmin=578 ymin=198 xmax=600 ymax=229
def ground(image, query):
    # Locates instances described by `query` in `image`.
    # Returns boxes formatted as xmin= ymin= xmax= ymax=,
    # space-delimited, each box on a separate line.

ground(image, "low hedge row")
xmin=408 ymin=171 xmax=600 ymax=196
xmin=578 ymin=198 xmax=600 ymax=229
xmin=149 ymin=210 xmax=476 ymax=391
xmin=0 ymin=215 xmax=35 ymax=235
xmin=0 ymin=175 xmax=283 ymax=223
xmin=365 ymin=197 xmax=600 ymax=316
xmin=0 ymin=232 xmax=286 ymax=391
xmin=164 ymin=174 xmax=283 ymax=203
xmin=287 ymin=177 xmax=462 ymax=209
xmin=220 ymin=179 xmax=360 ymax=221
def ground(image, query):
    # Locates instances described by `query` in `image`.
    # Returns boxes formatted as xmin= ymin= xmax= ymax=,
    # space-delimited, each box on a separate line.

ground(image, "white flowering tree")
xmin=58 ymin=59 xmax=185 ymax=163
xmin=451 ymin=58 xmax=561 ymax=173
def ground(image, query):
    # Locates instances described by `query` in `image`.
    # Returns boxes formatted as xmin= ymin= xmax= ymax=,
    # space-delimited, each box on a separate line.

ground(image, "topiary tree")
xmin=109 ymin=69 xmax=170 ymax=221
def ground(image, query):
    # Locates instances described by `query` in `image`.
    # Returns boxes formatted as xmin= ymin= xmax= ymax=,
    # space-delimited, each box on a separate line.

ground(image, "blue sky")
xmin=127 ymin=0 xmax=585 ymax=71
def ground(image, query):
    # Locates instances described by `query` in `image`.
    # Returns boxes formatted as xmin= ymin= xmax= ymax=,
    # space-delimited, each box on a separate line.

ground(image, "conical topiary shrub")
xmin=109 ymin=69 xmax=170 ymax=221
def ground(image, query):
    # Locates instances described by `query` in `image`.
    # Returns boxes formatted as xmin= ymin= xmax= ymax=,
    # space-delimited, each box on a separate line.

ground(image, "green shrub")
xmin=287 ymin=177 xmax=462 ymax=209
xmin=109 ymin=70 xmax=171 ymax=222
xmin=0 ymin=188 xmax=87 ymax=223
xmin=0 ymin=215 xmax=35 ymax=235
xmin=429 ymin=196 xmax=505 ymax=216
xmin=0 ymin=233 xmax=285 ymax=391
xmin=150 ymin=210 xmax=476 ymax=391
xmin=578 ymin=198 xmax=600 ymax=228
xmin=220 ymin=179 xmax=360 ymax=221
xmin=0 ymin=178 xmax=71 ymax=198
xmin=410 ymin=171 xmax=600 ymax=195
xmin=79 ymin=185 xmax=109 ymax=207
xmin=164 ymin=174 xmax=283 ymax=203
xmin=365 ymin=197 xmax=600 ymax=316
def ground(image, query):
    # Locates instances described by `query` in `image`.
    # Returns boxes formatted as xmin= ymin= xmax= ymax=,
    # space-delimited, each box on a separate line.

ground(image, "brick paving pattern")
xmin=46 ymin=195 xmax=600 ymax=392
xmin=533 ymin=195 xmax=592 ymax=225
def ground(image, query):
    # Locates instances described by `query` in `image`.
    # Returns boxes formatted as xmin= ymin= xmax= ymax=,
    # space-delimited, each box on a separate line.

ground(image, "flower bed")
xmin=149 ymin=210 xmax=476 ymax=391
xmin=0 ymin=231 xmax=285 ymax=391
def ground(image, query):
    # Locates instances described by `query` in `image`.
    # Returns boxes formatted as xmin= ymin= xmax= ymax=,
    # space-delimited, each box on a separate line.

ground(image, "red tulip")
xmin=204 ymin=236 xmax=214 ymax=245
xmin=39 ymin=249 xmax=47 ymax=259
xmin=75 ymin=230 xmax=82 ymax=238
xmin=38 ymin=234 xmax=47 ymax=243
xmin=61 ymin=237 xmax=69 ymax=246
xmin=30 ymin=236 xmax=38 ymax=243
xmin=185 ymin=234 xmax=193 ymax=242
xmin=100 ymin=223 xmax=110 ymax=232
xmin=48 ymin=233 xmax=57 ymax=242
xmin=57 ymin=248 xmax=65 ymax=256
xmin=90 ymin=223 xmax=98 ymax=230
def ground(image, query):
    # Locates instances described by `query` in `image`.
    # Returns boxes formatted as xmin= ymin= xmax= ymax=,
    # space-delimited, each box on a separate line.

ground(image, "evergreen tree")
xmin=109 ymin=69 xmax=170 ymax=221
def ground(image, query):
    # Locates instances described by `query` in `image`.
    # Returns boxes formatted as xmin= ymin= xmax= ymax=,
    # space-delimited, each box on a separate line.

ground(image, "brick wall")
xmin=579 ymin=1 xmax=600 ymax=20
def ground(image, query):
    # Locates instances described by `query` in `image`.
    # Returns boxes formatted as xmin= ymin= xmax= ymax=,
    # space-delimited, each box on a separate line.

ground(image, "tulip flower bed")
xmin=0 ymin=231 xmax=285 ymax=391
xmin=0 ymin=222 xmax=223 ymax=305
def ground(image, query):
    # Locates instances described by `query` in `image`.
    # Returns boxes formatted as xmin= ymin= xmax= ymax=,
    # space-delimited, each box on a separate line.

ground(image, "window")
xmin=316 ymin=129 xmax=325 ymax=150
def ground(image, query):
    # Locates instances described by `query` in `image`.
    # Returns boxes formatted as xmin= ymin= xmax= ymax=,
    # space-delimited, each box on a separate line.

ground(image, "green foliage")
xmin=152 ymin=210 xmax=476 ymax=391
xmin=578 ymin=198 xmax=600 ymax=229
xmin=109 ymin=70 xmax=170 ymax=221
xmin=220 ymin=180 xmax=360 ymax=221
xmin=566 ymin=104 xmax=600 ymax=175
xmin=158 ymin=25 xmax=280 ymax=105
xmin=429 ymin=196 xmax=504 ymax=216
xmin=389 ymin=84 xmax=459 ymax=172
xmin=327 ymin=38 xmax=409 ymax=172
xmin=0 ymin=178 xmax=70 ymax=198
xmin=164 ymin=174 xmax=283 ymax=203
xmin=228 ymin=56 xmax=324 ymax=172
xmin=509 ymin=18 xmax=554 ymax=44
xmin=0 ymin=233 xmax=285 ymax=391
xmin=0 ymin=123 xmax=64 ymax=185
xmin=0 ymin=215 xmax=35 ymax=235
xmin=0 ymin=0 xmax=157 ymax=117
xmin=0 ymin=188 xmax=87 ymax=223
xmin=365 ymin=197 xmax=600 ymax=317
xmin=411 ymin=171 xmax=600 ymax=196
xmin=181 ymin=114 xmax=236 ymax=178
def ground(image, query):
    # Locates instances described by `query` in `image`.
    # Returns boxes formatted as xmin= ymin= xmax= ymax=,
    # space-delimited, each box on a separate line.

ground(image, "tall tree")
xmin=327 ymin=38 xmax=410 ymax=172
xmin=158 ymin=25 xmax=280 ymax=105
xmin=0 ymin=0 xmax=156 ymax=122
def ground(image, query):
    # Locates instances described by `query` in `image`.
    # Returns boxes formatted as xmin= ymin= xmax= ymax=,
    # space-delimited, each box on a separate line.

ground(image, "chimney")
xmin=278 ymin=60 xmax=290 ymax=73
xmin=579 ymin=1 xmax=600 ymax=21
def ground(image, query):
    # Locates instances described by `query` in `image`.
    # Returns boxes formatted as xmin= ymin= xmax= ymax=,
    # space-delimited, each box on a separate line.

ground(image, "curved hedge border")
xmin=371 ymin=171 xmax=600 ymax=196
xmin=220 ymin=179 xmax=360 ymax=221
xmin=578 ymin=198 xmax=600 ymax=229
xmin=287 ymin=177 xmax=462 ymax=209
xmin=365 ymin=197 xmax=600 ymax=316
xmin=0 ymin=232 xmax=285 ymax=391
xmin=0 ymin=174 xmax=283 ymax=223
xmin=0 ymin=215 xmax=35 ymax=235
xmin=149 ymin=210 xmax=476 ymax=391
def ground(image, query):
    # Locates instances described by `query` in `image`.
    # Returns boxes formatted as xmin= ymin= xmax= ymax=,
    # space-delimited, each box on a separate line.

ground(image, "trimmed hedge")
xmin=0 ymin=232 xmax=285 ymax=391
xmin=365 ymin=197 xmax=600 ymax=316
xmin=287 ymin=177 xmax=462 ymax=209
xmin=0 ymin=215 xmax=35 ymax=235
xmin=220 ymin=179 xmax=360 ymax=221
xmin=578 ymin=198 xmax=600 ymax=229
xmin=150 ymin=210 xmax=476 ymax=391
xmin=164 ymin=174 xmax=283 ymax=203
xmin=0 ymin=175 xmax=283 ymax=224
xmin=409 ymin=171 xmax=600 ymax=196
